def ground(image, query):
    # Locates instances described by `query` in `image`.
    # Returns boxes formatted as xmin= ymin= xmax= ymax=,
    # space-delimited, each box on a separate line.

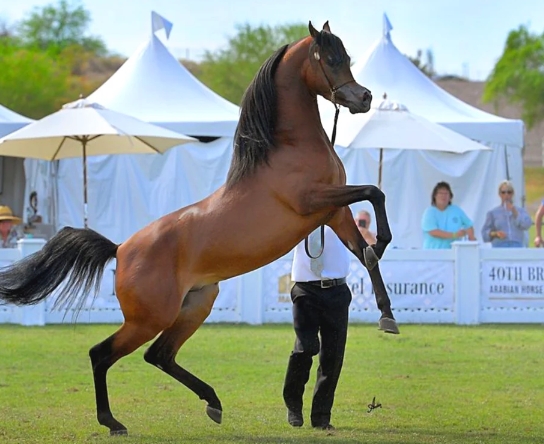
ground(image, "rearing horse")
xmin=0 ymin=22 xmax=397 ymax=436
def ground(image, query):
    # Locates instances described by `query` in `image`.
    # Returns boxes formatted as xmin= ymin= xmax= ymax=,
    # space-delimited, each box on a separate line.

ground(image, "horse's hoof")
xmin=110 ymin=429 xmax=128 ymax=436
xmin=379 ymin=317 xmax=400 ymax=334
xmin=363 ymin=246 xmax=379 ymax=270
xmin=206 ymin=405 xmax=223 ymax=424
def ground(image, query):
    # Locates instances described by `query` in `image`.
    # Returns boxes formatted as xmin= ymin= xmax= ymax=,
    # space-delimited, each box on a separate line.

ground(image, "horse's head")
xmin=307 ymin=21 xmax=372 ymax=114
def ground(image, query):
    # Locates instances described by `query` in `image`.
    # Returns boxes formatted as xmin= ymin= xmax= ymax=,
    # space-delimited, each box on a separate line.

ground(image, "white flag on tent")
xmin=151 ymin=11 xmax=173 ymax=39
xmin=383 ymin=13 xmax=393 ymax=37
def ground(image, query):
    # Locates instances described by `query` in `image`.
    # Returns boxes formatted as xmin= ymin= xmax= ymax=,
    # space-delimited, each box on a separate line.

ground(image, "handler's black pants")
xmin=283 ymin=281 xmax=351 ymax=427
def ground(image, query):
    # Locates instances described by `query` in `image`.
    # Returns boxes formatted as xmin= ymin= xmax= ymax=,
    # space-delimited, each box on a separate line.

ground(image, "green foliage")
xmin=198 ymin=23 xmax=308 ymax=105
xmin=16 ymin=0 xmax=107 ymax=56
xmin=484 ymin=25 xmax=544 ymax=129
xmin=0 ymin=324 xmax=542 ymax=443
xmin=0 ymin=44 xmax=73 ymax=118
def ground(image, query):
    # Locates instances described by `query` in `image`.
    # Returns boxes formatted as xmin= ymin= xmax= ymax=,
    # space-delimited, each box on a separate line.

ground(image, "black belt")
xmin=304 ymin=277 xmax=346 ymax=289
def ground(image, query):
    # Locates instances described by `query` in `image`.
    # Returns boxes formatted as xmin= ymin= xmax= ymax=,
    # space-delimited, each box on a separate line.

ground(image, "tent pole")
xmin=82 ymin=138 xmax=88 ymax=229
xmin=378 ymin=148 xmax=383 ymax=189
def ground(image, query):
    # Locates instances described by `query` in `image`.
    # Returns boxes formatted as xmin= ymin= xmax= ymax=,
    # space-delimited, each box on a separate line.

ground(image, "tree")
xmin=0 ymin=44 xmax=74 ymax=118
xmin=16 ymin=0 xmax=107 ymax=56
xmin=198 ymin=23 xmax=308 ymax=104
xmin=484 ymin=25 xmax=544 ymax=129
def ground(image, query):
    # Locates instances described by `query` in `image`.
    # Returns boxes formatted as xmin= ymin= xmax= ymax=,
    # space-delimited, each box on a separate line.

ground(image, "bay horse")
xmin=0 ymin=21 xmax=397 ymax=436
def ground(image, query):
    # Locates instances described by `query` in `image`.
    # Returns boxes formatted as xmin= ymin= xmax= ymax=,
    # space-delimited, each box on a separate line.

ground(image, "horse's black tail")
xmin=0 ymin=227 xmax=118 ymax=313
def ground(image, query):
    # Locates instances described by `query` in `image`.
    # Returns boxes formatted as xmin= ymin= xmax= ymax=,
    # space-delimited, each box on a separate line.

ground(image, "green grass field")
xmin=0 ymin=323 xmax=542 ymax=444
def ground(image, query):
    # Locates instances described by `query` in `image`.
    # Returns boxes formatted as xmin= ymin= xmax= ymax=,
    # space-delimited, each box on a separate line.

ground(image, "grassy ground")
xmin=524 ymin=166 xmax=544 ymax=246
xmin=0 ymin=323 xmax=542 ymax=444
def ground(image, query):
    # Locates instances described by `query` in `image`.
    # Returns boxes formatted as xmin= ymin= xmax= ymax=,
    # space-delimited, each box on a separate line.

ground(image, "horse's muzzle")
xmin=338 ymin=84 xmax=372 ymax=114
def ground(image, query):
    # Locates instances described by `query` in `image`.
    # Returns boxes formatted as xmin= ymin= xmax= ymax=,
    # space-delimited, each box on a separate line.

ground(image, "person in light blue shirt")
xmin=421 ymin=182 xmax=476 ymax=249
xmin=481 ymin=180 xmax=533 ymax=248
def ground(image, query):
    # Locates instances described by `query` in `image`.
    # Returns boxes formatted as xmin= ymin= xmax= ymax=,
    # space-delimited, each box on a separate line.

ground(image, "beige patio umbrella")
xmin=321 ymin=96 xmax=491 ymax=188
xmin=0 ymin=99 xmax=196 ymax=227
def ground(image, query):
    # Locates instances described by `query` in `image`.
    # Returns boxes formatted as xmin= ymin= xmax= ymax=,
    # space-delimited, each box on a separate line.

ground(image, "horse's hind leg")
xmin=143 ymin=283 xmax=223 ymax=423
xmin=89 ymin=321 xmax=164 ymax=435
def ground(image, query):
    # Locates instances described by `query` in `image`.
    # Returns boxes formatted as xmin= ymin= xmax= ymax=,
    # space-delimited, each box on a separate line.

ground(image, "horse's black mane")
xmin=225 ymin=29 xmax=348 ymax=188
xmin=226 ymin=44 xmax=289 ymax=187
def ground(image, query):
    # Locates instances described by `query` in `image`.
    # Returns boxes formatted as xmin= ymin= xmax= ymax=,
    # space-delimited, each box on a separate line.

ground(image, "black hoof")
xmin=379 ymin=317 xmax=400 ymax=334
xmin=110 ymin=429 xmax=128 ymax=436
xmin=363 ymin=246 xmax=379 ymax=270
xmin=206 ymin=405 xmax=222 ymax=424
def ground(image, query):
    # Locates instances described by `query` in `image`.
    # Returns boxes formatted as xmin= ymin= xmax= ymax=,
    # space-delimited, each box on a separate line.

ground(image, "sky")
xmin=2 ymin=0 xmax=544 ymax=80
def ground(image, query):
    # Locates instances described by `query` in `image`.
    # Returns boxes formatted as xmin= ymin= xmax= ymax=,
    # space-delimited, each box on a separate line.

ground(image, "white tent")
xmin=87 ymin=18 xmax=239 ymax=137
xmin=350 ymin=17 xmax=523 ymax=147
xmin=0 ymin=103 xmax=33 ymax=138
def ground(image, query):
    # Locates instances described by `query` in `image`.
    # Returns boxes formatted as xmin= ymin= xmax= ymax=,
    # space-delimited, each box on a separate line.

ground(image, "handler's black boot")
xmin=287 ymin=409 xmax=303 ymax=427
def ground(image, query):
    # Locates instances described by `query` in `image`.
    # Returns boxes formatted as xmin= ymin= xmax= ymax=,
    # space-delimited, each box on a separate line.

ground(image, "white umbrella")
xmin=322 ymin=97 xmax=491 ymax=188
xmin=0 ymin=99 xmax=196 ymax=227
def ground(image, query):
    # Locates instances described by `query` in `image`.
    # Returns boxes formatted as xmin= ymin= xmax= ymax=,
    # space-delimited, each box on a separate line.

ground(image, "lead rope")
xmin=304 ymin=224 xmax=325 ymax=259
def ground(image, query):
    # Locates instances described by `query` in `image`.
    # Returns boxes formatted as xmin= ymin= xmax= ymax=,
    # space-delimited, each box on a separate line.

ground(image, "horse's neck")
xmin=274 ymin=54 xmax=329 ymax=146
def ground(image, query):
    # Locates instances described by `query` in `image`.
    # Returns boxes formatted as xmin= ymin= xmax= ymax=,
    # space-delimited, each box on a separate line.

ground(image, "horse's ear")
xmin=309 ymin=21 xmax=319 ymax=39
xmin=322 ymin=21 xmax=331 ymax=33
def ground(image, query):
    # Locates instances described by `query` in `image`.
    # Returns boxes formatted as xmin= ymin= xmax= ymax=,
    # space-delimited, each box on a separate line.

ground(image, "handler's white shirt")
xmin=291 ymin=226 xmax=350 ymax=282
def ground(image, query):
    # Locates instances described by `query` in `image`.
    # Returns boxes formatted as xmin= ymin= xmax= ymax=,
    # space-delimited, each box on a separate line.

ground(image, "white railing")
xmin=0 ymin=238 xmax=46 ymax=325
xmin=2 ymin=239 xmax=543 ymax=326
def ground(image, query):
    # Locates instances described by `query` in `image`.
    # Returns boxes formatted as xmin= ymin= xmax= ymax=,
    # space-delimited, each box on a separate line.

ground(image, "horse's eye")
xmin=327 ymin=55 xmax=334 ymax=66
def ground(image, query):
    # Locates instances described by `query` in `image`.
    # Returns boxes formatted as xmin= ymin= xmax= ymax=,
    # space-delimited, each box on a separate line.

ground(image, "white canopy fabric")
xmin=87 ymin=31 xmax=240 ymax=137
xmin=334 ymin=99 xmax=491 ymax=153
xmin=0 ymin=100 xmax=195 ymax=160
xmin=0 ymin=103 xmax=33 ymax=138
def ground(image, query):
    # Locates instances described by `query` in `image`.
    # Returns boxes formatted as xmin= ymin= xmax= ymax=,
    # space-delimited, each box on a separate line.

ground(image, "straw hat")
xmin=0 ymin=206 xmax=22 ymax=224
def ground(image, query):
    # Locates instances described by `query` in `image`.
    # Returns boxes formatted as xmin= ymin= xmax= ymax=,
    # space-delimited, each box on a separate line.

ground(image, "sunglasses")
xmin=500 ymin=190 xmax=513 ymax=194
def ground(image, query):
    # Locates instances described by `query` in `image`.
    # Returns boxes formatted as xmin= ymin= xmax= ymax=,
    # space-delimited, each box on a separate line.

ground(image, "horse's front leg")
xmin=328 ymin=208 xmax=399 ymax=334
xmin=300 ymin=184 xmax=392 ymax=266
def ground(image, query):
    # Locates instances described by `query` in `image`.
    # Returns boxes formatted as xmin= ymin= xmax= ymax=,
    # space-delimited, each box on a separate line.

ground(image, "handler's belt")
xmin=305 ymin=277 xmax=346 ymax=289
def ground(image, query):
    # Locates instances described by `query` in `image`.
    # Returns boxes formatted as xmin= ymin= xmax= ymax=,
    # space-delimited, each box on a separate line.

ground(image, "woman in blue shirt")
xmin=422 ymin=182 xmax=476 ymax=249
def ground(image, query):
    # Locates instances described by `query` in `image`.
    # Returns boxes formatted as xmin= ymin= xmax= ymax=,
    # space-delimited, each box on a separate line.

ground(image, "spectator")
xmin=354 ymin=210 xmax=377 ymax=245
xmin=481 ymin=180 xmax=532 ymax=248
xmin=534 ymin=199 xmax=544 ymax=248
xmin=0 ymin=206 xmax=23 ymax=248
xmin=283 ymin=226 xmax=351 ymax=430
xmin=421 ymin=182 xmax=476 ymax=249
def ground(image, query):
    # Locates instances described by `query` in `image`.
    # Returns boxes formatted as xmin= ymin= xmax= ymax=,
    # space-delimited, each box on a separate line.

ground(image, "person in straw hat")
xmin=0 ymin=206 xmax=23 ymax=248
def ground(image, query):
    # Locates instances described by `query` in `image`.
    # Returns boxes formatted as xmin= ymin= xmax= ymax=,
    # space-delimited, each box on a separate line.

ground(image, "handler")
xmin=283 ymin=225 xmax=352 ymax=430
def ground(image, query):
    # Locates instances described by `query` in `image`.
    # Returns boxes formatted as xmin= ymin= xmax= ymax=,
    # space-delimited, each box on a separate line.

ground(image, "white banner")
xmin=263 ymin=258 xmax=455 ymax=312
xmin=481 ymin=261 xmax=544 ymax=308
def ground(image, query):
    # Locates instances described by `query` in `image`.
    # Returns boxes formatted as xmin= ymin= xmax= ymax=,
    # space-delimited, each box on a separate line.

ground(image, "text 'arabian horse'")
xmin=0 ymin=22 xmax=397 ymax=435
